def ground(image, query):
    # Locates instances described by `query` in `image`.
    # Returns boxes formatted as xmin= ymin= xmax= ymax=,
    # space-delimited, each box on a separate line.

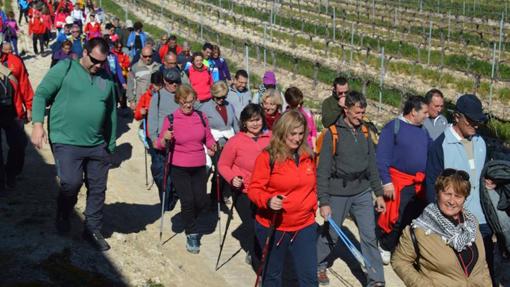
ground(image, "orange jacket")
xmin=134 ymin=86 xmax=153 ymax=122
xmin=158 ymin=43 xmax=182 ymax=60
xmin=377 ymin=167 xmax=425 ymax=234
xmin=248 ymin=151 xmax=317 ymax=232
xmin=1 ymin=53 xmax=33 ymax=119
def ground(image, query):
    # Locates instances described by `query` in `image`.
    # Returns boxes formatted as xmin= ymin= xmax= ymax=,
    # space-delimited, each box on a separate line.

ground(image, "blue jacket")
xmin=126 ymin=31 xmax=147 ymax=57
xmin=426 ymin=126 xmax=487 ymax=224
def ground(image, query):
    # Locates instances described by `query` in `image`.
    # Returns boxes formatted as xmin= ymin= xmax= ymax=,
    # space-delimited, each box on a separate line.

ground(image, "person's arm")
xmin=375 ymin=122 xmax=395 ymax=185
xmin=105 ymin=83 xmax=117 ymax=153
xmin=202 ymin=114 xmax=216 ymax=149
xmin=218 ymin=139 xmax=237 ymax=185
xmin=368 ymin=138 xmax=384 ymax=197
xmin=155 ymin=116 xmax=170 ymax=150
xmin=134 ymin=90 xmax=149 ymax=121
xmin=223 ymin=58 xmax=231 ymax=81
xmin=317 ymin=130 xmax=333 ymax=208
xmin=247 ymin=151 xmax=274 ymax=210
xmin=391 ymin=227 xmax=433 ymax=287
xmin=32 ymin=60 xmax=70 ymax=123
xmin=126 ymin=70 xmax=135 ymax=102
xmin=425 ymin=137 xmax=444 ymax=203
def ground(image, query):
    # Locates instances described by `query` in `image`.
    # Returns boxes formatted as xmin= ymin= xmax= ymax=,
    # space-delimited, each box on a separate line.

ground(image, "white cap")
xmin=65 ymin=16 xmax=74 ymax=24
xmin=126 ymin=20 xmax=133 ymax=28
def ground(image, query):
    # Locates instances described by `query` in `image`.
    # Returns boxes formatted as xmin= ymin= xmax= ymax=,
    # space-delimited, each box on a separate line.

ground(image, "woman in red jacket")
xmin=248 ymin=110 xmax=318 ymax=286
xmin=188 ymin=52 xmax=213 ymax=103
xmin=28 ymin=13 xmax=46 ymax=55
xmin=218 ymin=103 xmax=271 ymax=265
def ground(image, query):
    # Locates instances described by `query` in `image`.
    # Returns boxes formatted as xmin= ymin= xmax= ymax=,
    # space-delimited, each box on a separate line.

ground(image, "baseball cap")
xmin=163 ymin=68 xmax=182 ymax=84
xmin=263 ymin=71 xmax=276 ymax=85
xmin=455 ymin=94 xmax=487 ymax=123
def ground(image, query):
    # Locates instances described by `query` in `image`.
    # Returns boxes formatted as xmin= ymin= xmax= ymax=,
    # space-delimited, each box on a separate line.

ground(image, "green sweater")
xmin=32 ymin=60 xmax=117 ymax=153
xmin=321 ymin=94 xmax=343 ymax=127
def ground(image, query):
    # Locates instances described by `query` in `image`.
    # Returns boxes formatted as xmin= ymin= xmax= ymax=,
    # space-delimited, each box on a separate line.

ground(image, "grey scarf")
xmin=412 ymin=203 xmax=477 ymax=252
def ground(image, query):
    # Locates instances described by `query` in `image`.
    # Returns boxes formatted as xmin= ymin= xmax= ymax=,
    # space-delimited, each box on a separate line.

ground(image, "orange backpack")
xmin=315 ymin=124 xmax=370 ymax=167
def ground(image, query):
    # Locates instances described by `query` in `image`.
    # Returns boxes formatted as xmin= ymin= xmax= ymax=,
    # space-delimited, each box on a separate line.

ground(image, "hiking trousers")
xmin=255 ymin=222 xmax=318 ymax=287
xmin=317 ymin=190 xmax=385 ymax=285
xmin=53 ymin=143 xmax=110 ymax=231
xmin=170 ymin=165 xmax=209 ymax=235
xmin=0 ymin=117 xmax=27 ymax=188
xmin=32 ymin=33 xmax=44 ymax=54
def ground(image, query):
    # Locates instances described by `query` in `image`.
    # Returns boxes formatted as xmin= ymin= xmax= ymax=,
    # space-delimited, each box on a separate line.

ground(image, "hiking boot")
xmin=83 ymin=229 xmax=110 ymax=251
xmin=318 ymin=269 xmax=330 ymax=286
xmin=55 ymin=216 xmax=71 ymax=234
xmin=379 ymin=245 xmax=391 ymax=265
xmin=186 ymin=234 xmax=200 ymax=254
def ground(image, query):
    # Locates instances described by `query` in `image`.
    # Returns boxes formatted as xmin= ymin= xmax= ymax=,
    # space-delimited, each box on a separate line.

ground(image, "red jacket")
xmin=111 ymin=49 xmax=130 ymax=77
xmin=84 ymin=21 xmax=101 ymax=39
xmin=188 ymin=65 xmax=213 ymax=102
xmin=1 ymin=53 xmax=33 ymax=119
xmin=29 ymin=16 xmax=46 ymax=35
xmin=248 ymin=151 xmax=317 ymax=232
xmin=158 ymin=43 xmax=182 ymax=60
xmin=134 ymin=87 xmax=153 ymax=122
xmin=377 ymin=167 xmax=425 ymax=234
xmin=218 ymin=131 xmax=271 ymax=193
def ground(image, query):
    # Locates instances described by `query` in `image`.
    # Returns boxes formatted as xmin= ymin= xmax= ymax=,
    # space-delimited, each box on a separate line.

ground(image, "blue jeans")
xmin=255 ymin=221 xmax=318 ymax=287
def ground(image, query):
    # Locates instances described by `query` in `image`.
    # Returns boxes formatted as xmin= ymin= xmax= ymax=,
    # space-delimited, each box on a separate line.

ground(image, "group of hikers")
xmin=1 ymin=1 xmax=509 ymax=287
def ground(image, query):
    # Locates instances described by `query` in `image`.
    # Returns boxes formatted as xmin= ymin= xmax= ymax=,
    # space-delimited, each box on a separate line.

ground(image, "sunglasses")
xmin=142 ymin=54 xmax=153 ymax=59
xmin=88 ymin=53 xmax=106 ymax=65
xmin=215 ymin=96 xmax=227 ymax=100
xmin=441 ymin=168 xmax=470 ymax=181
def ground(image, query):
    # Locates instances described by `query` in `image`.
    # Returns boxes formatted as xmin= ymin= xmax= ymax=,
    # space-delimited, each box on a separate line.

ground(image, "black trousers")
xmin=0 ymin=117 xmax=27 ymax=188
xmin=53 ymin=143 xmax=111 ymax=231
xmin=232 ymin=189 xmax=259 ymax=259
xmin=32 ymin=33 xmax=44 ymax=54
xmin=171 ymin=165 xmax=209 ymax=235
xmin=18 ymin=8 xmax=28 ymax=24
xmin=378 ymin=185 xmax=426 ymax=252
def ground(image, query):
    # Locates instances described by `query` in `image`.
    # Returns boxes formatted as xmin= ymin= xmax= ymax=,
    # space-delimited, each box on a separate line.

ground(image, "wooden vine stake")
xmin=349 ymin=22 xmax=355 ymax=65
xmin=332 ymin=7 xmax=336 ymax=42
xmin=489 ymin=42 xmax=497 ymax=113
xmin=245 ymin=44 xmax=250 ymax=88
xmin=378 ymin=47 xmax=385 ymax=114
xmin=427 ymin=20 xmax=432 ymax=66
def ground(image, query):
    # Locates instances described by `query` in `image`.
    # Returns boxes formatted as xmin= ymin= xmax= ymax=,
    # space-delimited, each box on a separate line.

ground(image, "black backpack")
xmin=0 ymin=63 xmax=16 ymax=113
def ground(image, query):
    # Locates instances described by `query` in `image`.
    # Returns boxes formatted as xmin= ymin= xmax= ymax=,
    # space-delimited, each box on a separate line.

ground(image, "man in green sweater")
xmin=321 ymin=76 xmax=349 ymax=128
xmin=31 ymin=37 xmax=117 ymax=251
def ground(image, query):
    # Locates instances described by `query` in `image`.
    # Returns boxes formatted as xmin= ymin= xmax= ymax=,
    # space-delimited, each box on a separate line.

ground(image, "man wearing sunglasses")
xmin=127 ymin=45 xmax=161 ymax=110
xmin=426 ymin=94 xmax=497 ymax=286
xmin=31 ymin=37 xmax=117 ymax=252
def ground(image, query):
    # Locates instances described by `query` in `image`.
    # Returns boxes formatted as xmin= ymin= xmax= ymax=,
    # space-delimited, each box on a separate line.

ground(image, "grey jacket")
xmin=423 ymin=114 xmax=448 ymax=140
xmin=127 ymin=61 xmax=161 ymax=102
xmin=317 ymin=116 xmax=383 ymax=206
xmin=198 ymin=100 xmax=239 ymax=133
xmin=226 ymin=85 xmax=252 ymax=122
xmin=147 ymin=89 xmax=179 ymax=141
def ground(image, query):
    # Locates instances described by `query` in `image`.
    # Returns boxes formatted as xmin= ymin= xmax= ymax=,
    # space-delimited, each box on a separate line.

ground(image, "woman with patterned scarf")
xmin=392 ymin=168 xmax=492 ymax=286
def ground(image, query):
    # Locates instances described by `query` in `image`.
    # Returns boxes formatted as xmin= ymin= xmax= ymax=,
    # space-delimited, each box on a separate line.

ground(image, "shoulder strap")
xmin=167 ymin=113 xmax=174 ymax=130
xmin=410 ymin=227 xmax=421 ymax=271
xmin=393 ymin=118 xmax=400 ymax=143
xmin=328 ymin=125 xmax=339 ymax=156
xmin=195 ymin=109 xmax=206 ymax=127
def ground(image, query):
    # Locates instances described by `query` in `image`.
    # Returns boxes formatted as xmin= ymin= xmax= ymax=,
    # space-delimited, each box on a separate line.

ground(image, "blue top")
xmin=425 ymin=126 xmax=487 ymax=224
xmin=376 ymin=118 xmax=431 ymax=184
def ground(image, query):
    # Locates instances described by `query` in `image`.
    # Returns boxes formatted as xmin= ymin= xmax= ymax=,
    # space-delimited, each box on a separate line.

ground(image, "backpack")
xmin=0 ymin=63 xmax=17 ymax=113
xmin=315 ymin=124 xmax=370 ymax=167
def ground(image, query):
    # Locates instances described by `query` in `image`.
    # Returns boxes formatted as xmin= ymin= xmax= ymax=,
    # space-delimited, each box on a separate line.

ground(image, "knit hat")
xmin=455 ymin=94 xmax=487 ymax=123
xmin=263 ymin=71 xmax=276 ymax=85
xmin=163 ymin=68 xmax=182 ymax=84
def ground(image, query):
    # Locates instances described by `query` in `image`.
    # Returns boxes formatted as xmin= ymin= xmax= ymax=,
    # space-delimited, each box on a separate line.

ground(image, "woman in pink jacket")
xmin=218 ymin=103 xmax=271 ymax=265
xmin=188 ymin=52 xmax=213 ymax=103
xmin=157 ymin=84 xmax=217 ymax=254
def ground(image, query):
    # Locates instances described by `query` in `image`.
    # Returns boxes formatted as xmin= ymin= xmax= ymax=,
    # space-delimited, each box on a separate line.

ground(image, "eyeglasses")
xmin=441 ymin=168 xmax=470 ymax=181
xmin=71 ymin=30 xmax=80 ymax=33
xmin=180 ymin=99 xmax=195 ymax=105
xmin=88 ymin=53 xmax=106 ymax=65
xmin=166 ymin=62 xmax=177 ymax=65
xmin=142 ymin=54 xmax=153 ymax=59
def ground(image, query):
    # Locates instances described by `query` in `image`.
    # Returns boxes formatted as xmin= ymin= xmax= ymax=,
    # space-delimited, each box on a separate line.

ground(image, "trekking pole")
xmin=216 ymin=163 xmax=222 ymax=247
xmin=143 ymin=119 xmax=149 ymax=186
xmin=215 ymin=179 xmax=241 ymax=270
xmin=159 ymin=125 xmax=173 ymax=244
xmin=254 ymin=195 xmax=283 ymax=287
xmin=327 ymin=216 xmax=375 ymax=273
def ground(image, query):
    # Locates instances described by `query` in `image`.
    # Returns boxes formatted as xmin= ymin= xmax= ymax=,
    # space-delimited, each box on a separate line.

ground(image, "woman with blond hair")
xmin=392 ymin=169 xmax=492 ymax=286
xmin=157 ymin=84 xmax=217 ymax=254
xmin=260 ymin=88 xmax=282 ymax=130
xmin=248 ymin=110 xmax=318 ymax=286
